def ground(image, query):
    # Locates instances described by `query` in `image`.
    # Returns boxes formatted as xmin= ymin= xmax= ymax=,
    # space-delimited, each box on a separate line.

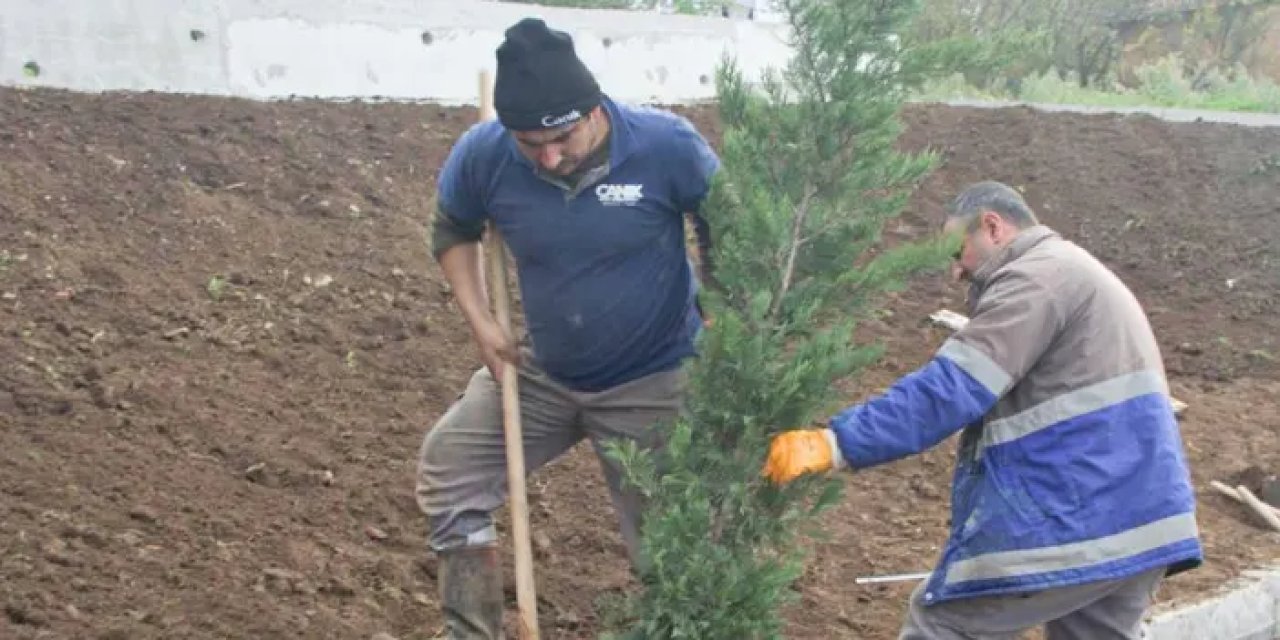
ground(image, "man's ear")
xmin=980 ymin=210 xmax=1003 ymax=237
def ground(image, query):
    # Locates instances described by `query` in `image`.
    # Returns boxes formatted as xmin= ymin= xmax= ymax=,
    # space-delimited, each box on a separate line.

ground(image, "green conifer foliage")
xmin=603 ymin=1 xmax=956 ymax=637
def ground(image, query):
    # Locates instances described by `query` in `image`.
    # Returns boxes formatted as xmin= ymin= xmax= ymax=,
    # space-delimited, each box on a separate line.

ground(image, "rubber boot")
xmin=438 ymin=545 xmax=504 ymax=640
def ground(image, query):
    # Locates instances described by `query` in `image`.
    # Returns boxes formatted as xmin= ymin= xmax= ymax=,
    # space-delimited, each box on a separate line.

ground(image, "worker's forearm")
xmin=829 ymin=356 xmax=998 ymax=469
xmin=437 ymin=242 xmax=495 ymax=332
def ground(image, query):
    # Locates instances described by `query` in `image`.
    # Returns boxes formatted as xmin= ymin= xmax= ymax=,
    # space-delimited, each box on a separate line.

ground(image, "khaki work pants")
xmin=415 ymin=357 xmax=686 ymax=566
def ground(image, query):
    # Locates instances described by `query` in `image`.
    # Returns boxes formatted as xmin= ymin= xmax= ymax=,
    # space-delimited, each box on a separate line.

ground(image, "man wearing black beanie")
xmin=415 ymin=16 xmax=720 ymax=639
xmin=493 ymin=17 xmax=602 ymax=133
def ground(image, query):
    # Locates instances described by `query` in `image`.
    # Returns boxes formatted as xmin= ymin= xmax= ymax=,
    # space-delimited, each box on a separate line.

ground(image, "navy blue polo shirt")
xmin=436 ymin=95 xmax=720 ymax=392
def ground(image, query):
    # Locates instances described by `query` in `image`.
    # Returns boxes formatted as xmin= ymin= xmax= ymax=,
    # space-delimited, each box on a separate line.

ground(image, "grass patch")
xmin=914 ymin=55 xmax=1280 ymax=114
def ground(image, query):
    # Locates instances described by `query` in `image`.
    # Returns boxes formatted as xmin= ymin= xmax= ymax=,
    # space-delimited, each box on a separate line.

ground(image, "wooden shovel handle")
xmin=479 ymin=69 xmax=540 ymax=640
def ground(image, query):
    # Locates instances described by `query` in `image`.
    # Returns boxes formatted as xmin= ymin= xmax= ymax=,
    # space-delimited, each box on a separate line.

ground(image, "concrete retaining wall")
xmin=0 ymin=0 xmax=793 ymax=103
xmin=1147 ymin=568 xmax=1280 ymax=640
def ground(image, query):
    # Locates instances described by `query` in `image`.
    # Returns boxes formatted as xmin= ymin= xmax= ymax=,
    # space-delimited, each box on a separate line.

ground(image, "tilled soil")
xmin=2 ymin=87 xmax=1278 ymax=639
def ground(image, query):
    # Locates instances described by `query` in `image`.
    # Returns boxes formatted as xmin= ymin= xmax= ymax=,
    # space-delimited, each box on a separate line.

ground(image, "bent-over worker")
xmin=763 ymin=181 xmax=1202 ymax=639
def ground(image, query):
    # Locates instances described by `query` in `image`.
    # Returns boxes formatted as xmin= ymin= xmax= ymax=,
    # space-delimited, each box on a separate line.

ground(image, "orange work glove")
xmin=762 ymin=428 xmax=845 ymax=484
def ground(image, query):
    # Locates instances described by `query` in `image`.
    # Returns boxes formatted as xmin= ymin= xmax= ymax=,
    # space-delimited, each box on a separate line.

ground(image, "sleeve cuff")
xmin=825 ymin=428 xmax=847 ymax=471
xmin=431 ymin=210 xmax=485 ymax=259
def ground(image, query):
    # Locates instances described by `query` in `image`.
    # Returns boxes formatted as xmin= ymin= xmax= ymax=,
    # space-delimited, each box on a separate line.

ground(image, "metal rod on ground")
xmin=854 ymin=571 xmax=932 ymax=585
xmin=478 ymin=69 xmax=540 ymax=640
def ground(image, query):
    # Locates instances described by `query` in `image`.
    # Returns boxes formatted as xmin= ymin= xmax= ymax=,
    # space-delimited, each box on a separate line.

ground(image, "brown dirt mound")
xmin=2 ymin=86 xmax=1278 ymax=639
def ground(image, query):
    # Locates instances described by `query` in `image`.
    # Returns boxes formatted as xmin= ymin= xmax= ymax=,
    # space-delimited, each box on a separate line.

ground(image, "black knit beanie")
xmin=494 ymin=18 xmax=602 ymax=131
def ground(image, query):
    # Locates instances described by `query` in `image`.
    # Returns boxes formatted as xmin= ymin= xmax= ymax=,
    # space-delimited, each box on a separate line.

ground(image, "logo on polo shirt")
xmin=541 ymin=109 xmax=582 ymax=128
xmin=596 ymin=183 xmax=644 ymax=207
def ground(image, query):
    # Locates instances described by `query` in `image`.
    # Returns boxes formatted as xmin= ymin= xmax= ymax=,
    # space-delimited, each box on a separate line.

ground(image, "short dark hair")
xmin=947 ymin=181 xmax=1039 ymax=230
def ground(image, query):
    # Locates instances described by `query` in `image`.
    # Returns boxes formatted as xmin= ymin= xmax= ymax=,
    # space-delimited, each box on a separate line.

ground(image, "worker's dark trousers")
xmin=900 ymin=567 xmax=1165 ymax=639
xmin=415 ymin=355 xmax=686 ymax=568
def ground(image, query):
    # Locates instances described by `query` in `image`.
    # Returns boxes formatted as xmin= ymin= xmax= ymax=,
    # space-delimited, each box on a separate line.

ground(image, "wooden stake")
xmin=1216 ymin=482 xmax=1280 ymax=533
xmin=479 ymin=69 xmax=540 ymax=640
xmin=1238 ymin=485 xmax=1280 ymax=533
xmin=1210 ymin=480 xmax=1243 ymax=502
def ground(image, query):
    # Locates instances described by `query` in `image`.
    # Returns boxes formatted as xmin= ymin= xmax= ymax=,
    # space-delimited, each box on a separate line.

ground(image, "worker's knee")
xmin=417 ymin=411 xmax=461 ymax=479
xmin=414 ymin=423 xmax=450 ymax=514
xmin=416 ymin=421 xmax=501 ymax=551
xmin=414 ymin=373 xmax=509 ymax=553
xmin=415 ymin=371 xmax=502 ymax=502
xmin=414 ymin=411 xmax=488 ymax=514
xmin=897 ymin=580 xmax=979 ymax=640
